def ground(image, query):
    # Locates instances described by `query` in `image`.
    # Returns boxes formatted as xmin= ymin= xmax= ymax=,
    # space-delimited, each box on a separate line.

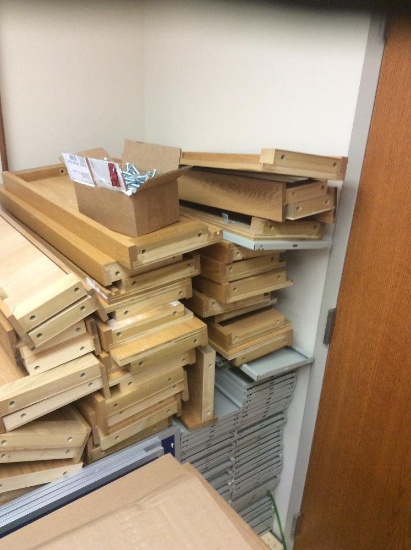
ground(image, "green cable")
xmin=267 ymin=490 xmax=287 ymax=550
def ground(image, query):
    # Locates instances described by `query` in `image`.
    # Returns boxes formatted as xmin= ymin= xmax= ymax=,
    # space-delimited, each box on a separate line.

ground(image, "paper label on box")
xmin=88 ymin=158 xmax=127 ymax=192
xmin=62 ymin=153 xmax=95 ymax=186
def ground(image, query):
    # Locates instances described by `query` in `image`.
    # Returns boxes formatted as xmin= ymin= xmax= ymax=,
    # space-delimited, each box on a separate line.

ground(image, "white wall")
xmin=144 ymin=0 xmax=370 ymax=156
xmin=141 ymin=2 xmax=372 ymax=541
xmin=0 ymin=0 xmax=145 ymax=170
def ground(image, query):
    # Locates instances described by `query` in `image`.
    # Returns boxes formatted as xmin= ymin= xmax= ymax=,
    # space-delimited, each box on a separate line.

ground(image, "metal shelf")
xmin=222 ymin=229 xmax=333 ymax=251
xmin=239 ymin=347 xmax=313 ymax=381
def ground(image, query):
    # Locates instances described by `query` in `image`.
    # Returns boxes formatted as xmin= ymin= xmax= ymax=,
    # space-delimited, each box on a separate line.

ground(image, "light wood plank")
xmin=200 ymin=255 xmax=284 ymax=283
xmin=0 ymin=353 xmax=102 ymax=416
xmin=181 ymin=204 xmax=324 ymax=240
xmin=214 ymin=296 xmax=277 ymax=322
xmin=0 ymin=212 xmax=69 ymax=311
xmin=0 ymin=459 xmax=83 ymax=493
xmin=85 ymin=419 xmax=169 ymax=464
xmin=0 ymin=447 xmax=84 ymax=463
xmin=286 ymin=192 xmax=335 ymax=220
xmin=27 ymin=295 xmax=97 ymax=347
xmin=111 ymin=317 xmax=207 ymax=367
xmin=0 ymin=406 xmax=90 ymax=450
xmin=96 ymin=395 xmax=180 ymax=450
xmin=0 ymin=186 xmax=119 ymax=286
xmin=32 ymin=321 xmax=87 ymax=352
xmin=102 ymin=279 xmax=192 ymax=318
xmin=108 ymin=350 xmax=196 ymax=389
xmin=118 ymin=254 xmax=200 ymax=293
xmin=181 ymin=345 xmax=216 ymax=429
xmin=286 ymin=179 xmax=327 ymax=204
xmin=209 ymin=321 xmax=292 ymax=360
xmin=207 ymin=307 xmax=286 ymax=349
xmin=0 ymin=309 xmax=17 ymax=360
xmin=180 ymin=149 xmax=347 ymax=179
xmin=178 ymin=169 xmax=285 ymax=221
xmin=250 ymin=217 xmax=324 ymax=238
xmin=13 ymin=273 xmax=87 ymax=332
xmin=1 ymin=174 xmax=222 ymax=270
xmin=2 ymin=377 xmax=103 ymax=431
xmin=184 ymin=289 xmax=273 ymax=318
xmin=213 ymin=323 xmax=294 ymax=366
xmin=199 ymin=240 xmax=278 ymax=264
xmin=193 ymin=270 xmax=291 ymax=304
xmin=1 ymin=171 xmax=138 ymax=268
xmin=97 ymin=302 xmax=185 ymax=351
xmin=20 ymin=333 xmax=95 ymax=375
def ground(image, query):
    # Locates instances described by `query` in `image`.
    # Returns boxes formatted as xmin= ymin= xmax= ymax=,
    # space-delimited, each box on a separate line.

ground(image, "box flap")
xmin=123 ymin=140 xmax=181 ymax=174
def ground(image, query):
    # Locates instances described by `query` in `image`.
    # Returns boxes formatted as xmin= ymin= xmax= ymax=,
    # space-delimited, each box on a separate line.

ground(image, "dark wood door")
xmin=295 ymin=17 xmax=411 ymax=550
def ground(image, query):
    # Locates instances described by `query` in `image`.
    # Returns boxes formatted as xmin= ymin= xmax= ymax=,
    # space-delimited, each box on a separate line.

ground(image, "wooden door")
xmin=295 ymin=17 xmax=411 ymax=550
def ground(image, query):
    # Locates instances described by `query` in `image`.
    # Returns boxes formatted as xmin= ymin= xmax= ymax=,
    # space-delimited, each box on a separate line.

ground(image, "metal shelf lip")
xmin=221 ymin=229 xmax=332 ymax=251
xmin=239 ymin=347 xmax=313 ymax=381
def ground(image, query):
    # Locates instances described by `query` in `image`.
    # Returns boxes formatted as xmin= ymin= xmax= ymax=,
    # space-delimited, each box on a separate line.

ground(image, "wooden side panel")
xmin=200 ymin=254 xmax=283 ymax=283
xmin=0 ymin=460 xmax=83 ymax=493
xmin=285 ymin=192 xmax=334 ymax=220
xmin=181 ymin=345 xmax=216 ymax=429
xmin=180 ymin=149 xmax=347 ymax=179
xmin=193 ymin=270 xmax=289 ymax=304
xmin=207 ymin=308 xmax=286 ymax=348
xmin=184 ymin=289 xmax=272 ymax=318
xmin=110 ymin=317 xmax=208 ymax=367
xmin=96 ymin=396 xmax=181 ymax=450
xmin=199 ymin=241 xmax=276 ymax=263
xmin=0 ymin=186 xmax=118 ymax=286
xmin=27 ymin=295 xmax=96 ymax=347
xmin=178 ymin=169 xmax=285 ymax=221
xmin=20 ymin=333 xmax=95 ymax=375
xmin=0 ymin=353 xmax=102 ymax=415
xmin=13 ymin=273 xmax=87 ymax=332
xmin=0 ymin=310 xmax=17 ymax=359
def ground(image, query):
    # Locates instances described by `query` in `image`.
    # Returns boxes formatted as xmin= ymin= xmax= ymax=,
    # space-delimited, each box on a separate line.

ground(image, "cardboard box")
xmin=1 ymin=454 xmax=267 ymax=549
xmin=72 ymin=141 xmax=189 ymax=238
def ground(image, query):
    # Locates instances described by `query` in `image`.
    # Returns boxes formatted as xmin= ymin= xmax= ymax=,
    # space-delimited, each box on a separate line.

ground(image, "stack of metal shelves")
xmin=175 ymin=347 xmax=312 ymax=535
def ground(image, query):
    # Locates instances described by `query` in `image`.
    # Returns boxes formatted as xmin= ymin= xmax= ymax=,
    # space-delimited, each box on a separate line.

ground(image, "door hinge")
xmin=323 ymin=308 xmax=337 ymax=345
xmin=291 ymin=512 xmax=301 ymax=539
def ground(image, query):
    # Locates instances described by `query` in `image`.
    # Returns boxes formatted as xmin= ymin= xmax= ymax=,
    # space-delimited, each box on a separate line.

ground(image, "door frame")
xmin=284 ymin=13 xmax=386 ymax=548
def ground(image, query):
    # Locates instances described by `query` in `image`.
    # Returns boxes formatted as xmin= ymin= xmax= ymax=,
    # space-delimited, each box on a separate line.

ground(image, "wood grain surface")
xmin=296 ymin=17 xmax=411 ymax=550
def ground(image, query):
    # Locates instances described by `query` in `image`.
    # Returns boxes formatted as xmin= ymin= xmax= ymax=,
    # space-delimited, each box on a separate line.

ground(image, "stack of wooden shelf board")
xmin=0 ymin=212 xmax=103 ymax=502
xmin=184 ymin=240 xmax=293 ymax=366
xmin=178 ymin=147 xmax=347 ymax=244
xmin=0 ymin=163 xmax=223 ymax=470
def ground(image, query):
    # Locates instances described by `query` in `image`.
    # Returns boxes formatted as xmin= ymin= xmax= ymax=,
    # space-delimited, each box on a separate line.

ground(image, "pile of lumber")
xmin=178 ymin=147 xmax=347 ymax=242
xmin=184 ymin=241 xmax=293 ymax=366
xmin=0 ymin=212 xmax=103 ymax=500
xmin=0 ymin=164 xmax=223 ymax=479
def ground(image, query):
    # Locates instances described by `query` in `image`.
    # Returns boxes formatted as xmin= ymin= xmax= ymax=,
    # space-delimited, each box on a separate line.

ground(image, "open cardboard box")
xmin=71 ymin=141 xmax=190 ymax=238
xmin=0 ymin=454 xmax=267 ymax=549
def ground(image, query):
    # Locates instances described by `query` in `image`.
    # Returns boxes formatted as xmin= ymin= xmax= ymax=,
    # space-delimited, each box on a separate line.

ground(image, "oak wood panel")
xmin=178 ymin=169 xmax=286 ymax=222
xmin=296 ymin=17 xmax=411 ymax=550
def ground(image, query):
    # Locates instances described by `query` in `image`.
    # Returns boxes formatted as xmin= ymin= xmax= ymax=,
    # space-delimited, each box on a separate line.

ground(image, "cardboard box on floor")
xmin=1 ymin=454 xmax=268 ymax=549
xmin=72 ymin=141 xmax=190 ymax=238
